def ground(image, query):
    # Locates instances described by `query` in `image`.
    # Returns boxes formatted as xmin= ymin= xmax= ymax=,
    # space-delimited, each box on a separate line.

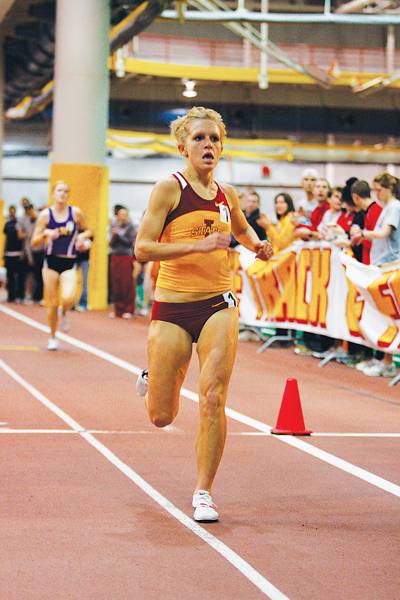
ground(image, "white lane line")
xmin=0 ymin=428 xmax=77 ymax=434
xmin=0 ymin=428 xmax=173 ymax=435
xmin=2 ymin=304 xmax=400 ymax=499
xmin=312 ymin=433 xmax=400 ymax=438
xmin=1 ymin=429 xmax=400 ymax=439
xmin=0 ymin=358 xmax=289 ymax=600
xmin=232 ymin=432 xmax=400 ymax=438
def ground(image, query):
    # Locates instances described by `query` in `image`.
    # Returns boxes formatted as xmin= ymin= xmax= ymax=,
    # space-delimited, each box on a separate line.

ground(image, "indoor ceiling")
xmin=2 ymin=0 xmax=400 ymax=146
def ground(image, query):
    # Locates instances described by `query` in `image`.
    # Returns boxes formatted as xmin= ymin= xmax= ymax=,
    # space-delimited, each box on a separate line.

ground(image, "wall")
xmin=1 ymin=154 xmax=393 ymax=223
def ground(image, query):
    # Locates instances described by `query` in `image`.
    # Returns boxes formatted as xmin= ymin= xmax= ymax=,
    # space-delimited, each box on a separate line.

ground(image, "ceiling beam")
xmin=190 ymin=0 xmax=333 ymax=87
xmin=160 ymin=9 xmax=400 ymax=25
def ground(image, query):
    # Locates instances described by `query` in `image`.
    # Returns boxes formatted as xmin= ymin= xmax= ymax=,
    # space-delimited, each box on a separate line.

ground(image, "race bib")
xmin=218 ymin=203 xmax=230 ymax=224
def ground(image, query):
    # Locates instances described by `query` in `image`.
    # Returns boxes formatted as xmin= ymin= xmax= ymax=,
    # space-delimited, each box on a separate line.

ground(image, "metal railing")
xmin=125 ymin=33 xmax=393 ymax=74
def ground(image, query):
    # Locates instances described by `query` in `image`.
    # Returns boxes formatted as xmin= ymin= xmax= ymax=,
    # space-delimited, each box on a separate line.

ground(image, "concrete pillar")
xmin=51 ymin=0 xmax=110 ymax=309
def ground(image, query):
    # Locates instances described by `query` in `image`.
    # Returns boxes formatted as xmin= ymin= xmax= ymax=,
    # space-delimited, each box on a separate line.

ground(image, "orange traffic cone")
xmin=271 ymin=378 xmax=312 ymax=435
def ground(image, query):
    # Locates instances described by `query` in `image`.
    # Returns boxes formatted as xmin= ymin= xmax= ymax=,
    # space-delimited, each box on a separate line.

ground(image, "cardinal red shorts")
xmin=151 ymin=291 xmax=238 ymax=343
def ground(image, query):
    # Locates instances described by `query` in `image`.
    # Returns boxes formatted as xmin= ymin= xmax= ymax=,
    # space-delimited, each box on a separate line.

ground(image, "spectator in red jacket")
xmin=294 ymin=178 xmax=331 ymax=240
xmin=350 ymin=180 xmax=382 ymax=265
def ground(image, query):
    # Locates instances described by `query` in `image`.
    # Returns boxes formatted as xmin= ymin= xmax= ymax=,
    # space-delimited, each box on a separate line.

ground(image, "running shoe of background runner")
xmin=47 ymin=337 xmax=58 ymax=351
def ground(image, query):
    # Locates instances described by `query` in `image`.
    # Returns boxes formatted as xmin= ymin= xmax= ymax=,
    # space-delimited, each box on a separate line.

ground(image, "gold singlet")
xmin=156 ymin=171 xmax=232 ymax=293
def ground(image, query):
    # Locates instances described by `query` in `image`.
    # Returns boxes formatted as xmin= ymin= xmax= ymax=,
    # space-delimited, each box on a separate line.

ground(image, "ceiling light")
xmin=182 ymin=79 xmax=197 ymax=98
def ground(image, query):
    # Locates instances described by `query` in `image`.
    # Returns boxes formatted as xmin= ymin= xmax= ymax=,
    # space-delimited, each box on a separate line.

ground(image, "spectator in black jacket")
xmin=3 ymin=205 xmax=25 ymax=303
xmin=243 ymin=190 xmax=268 ymax=241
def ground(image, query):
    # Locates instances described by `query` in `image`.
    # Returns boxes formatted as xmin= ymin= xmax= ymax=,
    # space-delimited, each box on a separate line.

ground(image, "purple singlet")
xmin=46 ymin=206 xmax=78 ymax=257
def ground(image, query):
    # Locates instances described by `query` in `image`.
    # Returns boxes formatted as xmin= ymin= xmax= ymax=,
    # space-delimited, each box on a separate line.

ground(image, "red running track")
xmin=0 ymin=302 xmax=399 ymax=600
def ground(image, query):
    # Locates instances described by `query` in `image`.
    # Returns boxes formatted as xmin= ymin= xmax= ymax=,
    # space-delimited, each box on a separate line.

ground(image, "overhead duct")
xmin=110 ymin=1 xmax=172 ymax=52
xmin=28 ymin=1 xmax=55 ymax=21
xmin=4 ymin=0 xmax=172 ymax=113
xmin=4 ymin=13 xmax=55 ymax=108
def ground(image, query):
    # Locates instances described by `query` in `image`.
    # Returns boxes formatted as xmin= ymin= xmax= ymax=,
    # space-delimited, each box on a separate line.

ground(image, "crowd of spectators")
xmin=235 ymin=169 xmax=400 ymax=381
xmin=2 ymin=170 xmax=399 ymax=382
xmin=2 ymin=198 xmax=46 ymax=305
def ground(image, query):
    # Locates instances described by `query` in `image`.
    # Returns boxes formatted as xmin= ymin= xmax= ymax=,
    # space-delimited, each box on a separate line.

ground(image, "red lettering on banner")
xmin=309 ymin=248 xmax=330 ymax=327
xmin=274 ymin=252 xmax=297 ymax=321
xmin=295 ymin=248 xmax=311 ymax=324
xmin=295 ymin=248 xmax=330 ymax=326
xmin=368 ymin=271 xmax=400 ymax=320
xmin=377 ymin=325 xmax=399 ymax=348
xmin=345 ymin=279 xmax=365 ymax=338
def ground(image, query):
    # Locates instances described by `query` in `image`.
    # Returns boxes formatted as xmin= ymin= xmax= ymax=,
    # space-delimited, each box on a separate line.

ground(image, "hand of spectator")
xmin=350 ymin=224 xmax=362 ymax=245
xmin=295 ymin=226 xmax=312 ymax=240
xmin=256 ymin=213 xmax=270 ymax=229
xmin=333 ymin=235 xmax=350 ymax=248
xmin=254 ymin=240 xmax=273 ymax=261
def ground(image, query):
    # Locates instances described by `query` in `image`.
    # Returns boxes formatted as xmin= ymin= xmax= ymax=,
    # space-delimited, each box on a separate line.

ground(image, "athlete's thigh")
xmin=42 ymin=268 xmax=60 ymax=305
xmin=196 ymin=307 xmax=239 ymax=393
xmin=59 ymin=268 xmax=77 ymax=300
xmin=147 ymin=319 xmax=193 ymax=411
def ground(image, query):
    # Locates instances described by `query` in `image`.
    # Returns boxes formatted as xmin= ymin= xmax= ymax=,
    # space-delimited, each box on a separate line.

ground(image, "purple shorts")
xmin=151 ymin=291 xmax=238 ymax=342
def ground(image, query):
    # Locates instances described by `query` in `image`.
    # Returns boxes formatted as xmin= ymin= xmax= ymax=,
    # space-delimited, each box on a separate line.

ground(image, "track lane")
xmin=1 ymin=305 xmax=400 ymax=599
xmin=1 ymin=358 xmax=289 ymax=600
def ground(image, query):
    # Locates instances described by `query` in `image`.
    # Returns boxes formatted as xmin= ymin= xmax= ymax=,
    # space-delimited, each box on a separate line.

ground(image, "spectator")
xmin=19 ymin=203 xmax=42 ymax=302
xmin=357 ymin=173 xmax=400 ymax=377
xmin=242 ymin=190 xmax=268 ymax=241
xmin=350 ymin=180 xmax=383 ymax=265
xmin=335 ymin=179 xmax=364 ymax=260
xmin=75 ymin=230 xmax=93 ymax=311
xmin=109 ymin=207 xmax=137 ymax=318
xmin=317 ymin=186 xmax=351 ymax=241
xmin=295 ymin=178 xmax=331 ymax=240
xmin=3 ymin=205 xmax=25 ymax=303
xmin=257 ymin=192 xmax=297 ymax=252
xmin=296 ymin=168 xmax=318 ymax=219
xmin=108 ymin=204 xmax=125 ymax=304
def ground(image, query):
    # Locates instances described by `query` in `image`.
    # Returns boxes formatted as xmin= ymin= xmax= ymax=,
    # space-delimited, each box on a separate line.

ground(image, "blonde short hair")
xmin=52 ymin=180 xmax=70 ymax=193
xmin=170 ymin=106 xmax=226 ymax=145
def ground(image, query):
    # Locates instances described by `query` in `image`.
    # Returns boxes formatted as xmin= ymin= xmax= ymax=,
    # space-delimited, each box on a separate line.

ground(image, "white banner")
xmin=232 ymin=241 xmax=400 ymax=354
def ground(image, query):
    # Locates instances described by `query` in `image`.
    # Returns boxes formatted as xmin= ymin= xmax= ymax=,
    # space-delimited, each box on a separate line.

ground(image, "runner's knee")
xmin=62 ymin=295 xmax=75 ymax=309
xmin=199 ymin=387 xmax=224 ymax=420
xmin=149 ymin=409 xmax=174 ymax=428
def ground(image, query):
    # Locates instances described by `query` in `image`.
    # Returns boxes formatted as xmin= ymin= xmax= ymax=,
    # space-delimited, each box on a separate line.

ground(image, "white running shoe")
xmin=355 ymin=358 xmax=379 ymax=372
xmin=363 ymin=361 xmax=397 ymax=377
xmin=192 ymin=490 xmax=219 ymax=522
xmin=136 ymin=369 xmax=148 ymax=396
xmin=47 ymin=337 xmax=58 ymax=351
